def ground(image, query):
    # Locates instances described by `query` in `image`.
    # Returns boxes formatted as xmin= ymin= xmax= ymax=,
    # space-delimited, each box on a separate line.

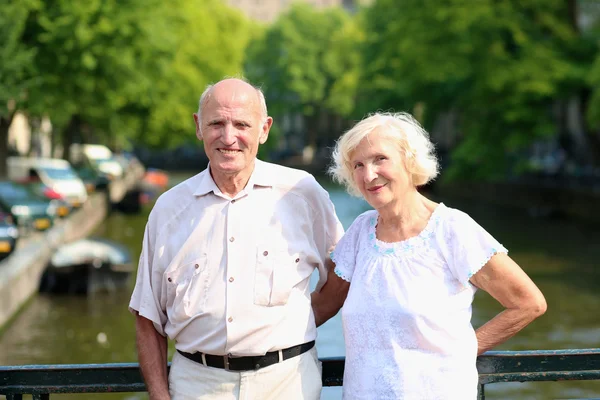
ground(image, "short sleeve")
xmin=128 ymin=218 xmax=168 ymax=336
xmin=309 ymin=179 xmax=345 ymax=291
xmin=330 ymin=212 xmax=369 ymax=282
xmin=441 ymin=209 xmax=508 ymax=288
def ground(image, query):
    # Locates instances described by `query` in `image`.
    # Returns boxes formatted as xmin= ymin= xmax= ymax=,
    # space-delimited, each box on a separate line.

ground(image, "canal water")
xmin=1 ymin=173 xmax=599 ymax=399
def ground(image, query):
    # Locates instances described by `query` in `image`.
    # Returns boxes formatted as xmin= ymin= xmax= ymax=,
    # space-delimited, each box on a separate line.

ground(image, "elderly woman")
xmin=311 ymin=112 xmax=547 ymax=399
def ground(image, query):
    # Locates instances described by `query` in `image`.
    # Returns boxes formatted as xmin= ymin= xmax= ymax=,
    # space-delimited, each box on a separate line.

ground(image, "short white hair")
xmin=197 ymin=77 xmax=268 ymax=131
xmin=329 ymin=112 xmax=439 ymax=196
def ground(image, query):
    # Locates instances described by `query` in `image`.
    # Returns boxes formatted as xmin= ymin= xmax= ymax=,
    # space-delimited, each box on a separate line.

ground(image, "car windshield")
xmin=94 ymin=158 xmax=115 ymax=165
xmin=40 ymin=167 xmax=78 ymax=180
xmin=0 ymin=183 xmax=33 ymax=200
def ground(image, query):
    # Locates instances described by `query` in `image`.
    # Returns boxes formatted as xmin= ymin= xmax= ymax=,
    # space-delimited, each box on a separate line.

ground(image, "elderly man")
xmin=129 ymin=78 xmax=344 ymax=400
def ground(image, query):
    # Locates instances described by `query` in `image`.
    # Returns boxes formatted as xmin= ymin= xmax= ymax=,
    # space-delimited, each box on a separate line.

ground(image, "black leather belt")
xmin=177 ymin=340 xmax=315 ymax=371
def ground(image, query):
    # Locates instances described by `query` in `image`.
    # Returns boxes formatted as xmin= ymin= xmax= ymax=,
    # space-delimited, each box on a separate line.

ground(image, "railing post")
xmin=477 ymin=383 xmax=485 ymax=400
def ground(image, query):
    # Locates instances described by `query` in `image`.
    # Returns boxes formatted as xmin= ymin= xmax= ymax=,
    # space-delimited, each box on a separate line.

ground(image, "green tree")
xmin=143 ymin=0 xmax=254 ymax=149
xmin=0 ymin=0 xmax=40 ymax=177
xmin=361 ymin=0 xmax=585 ymax=179
xmin=21 ymin=0 xmax=178 ymax=159
xmin=245 ymin=4 xmax=363 ymax=156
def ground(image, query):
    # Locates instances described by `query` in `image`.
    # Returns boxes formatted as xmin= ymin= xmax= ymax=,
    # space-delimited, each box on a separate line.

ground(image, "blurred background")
xmin=1 ymin=0 xmax=600 ymax=399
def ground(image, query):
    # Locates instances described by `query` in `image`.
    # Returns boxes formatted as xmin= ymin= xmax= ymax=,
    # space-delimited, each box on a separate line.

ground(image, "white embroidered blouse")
xmin=331 ymin=203 xmax=508 ymax=400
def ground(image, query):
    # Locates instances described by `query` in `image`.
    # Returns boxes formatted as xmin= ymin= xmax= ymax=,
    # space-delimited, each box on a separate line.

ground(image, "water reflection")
xmin=1 ymin=177 xmax=599 ymax=399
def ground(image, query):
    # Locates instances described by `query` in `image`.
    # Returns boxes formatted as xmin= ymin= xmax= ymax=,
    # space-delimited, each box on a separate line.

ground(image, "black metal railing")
xmin=1 ymin=349 xmax=599 ymax=400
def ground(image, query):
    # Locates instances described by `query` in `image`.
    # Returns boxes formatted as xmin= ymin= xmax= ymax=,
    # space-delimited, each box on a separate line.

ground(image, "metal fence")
xmin=1 ymin=349 xmax=600 ymax=400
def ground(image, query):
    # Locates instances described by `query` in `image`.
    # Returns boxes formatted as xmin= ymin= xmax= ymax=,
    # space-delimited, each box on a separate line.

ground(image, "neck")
xmin=210 ymin=163 xmax=255 ymax=198
xmin=377 ymin=189 xmax=432 ymax=228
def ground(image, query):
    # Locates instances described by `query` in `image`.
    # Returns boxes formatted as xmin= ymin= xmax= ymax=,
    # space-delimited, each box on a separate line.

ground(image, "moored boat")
xmin=39 ymin=237 xmax=133 ymax=294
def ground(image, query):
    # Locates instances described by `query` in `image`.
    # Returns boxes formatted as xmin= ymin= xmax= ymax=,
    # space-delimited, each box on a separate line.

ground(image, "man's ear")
xmin=259 ymin=117 xmax=274 ymax=144
xmin=193 ymin=113 xmax=202 ymax=140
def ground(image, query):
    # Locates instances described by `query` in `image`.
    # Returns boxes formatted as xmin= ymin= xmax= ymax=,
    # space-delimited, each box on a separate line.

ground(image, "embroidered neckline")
xmin=367 ymin=203 xmax=445 ymax=255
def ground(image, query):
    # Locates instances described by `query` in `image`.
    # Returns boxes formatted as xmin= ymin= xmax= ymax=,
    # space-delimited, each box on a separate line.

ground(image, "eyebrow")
xmin=207 ymin=118 xmax=252 ymax=126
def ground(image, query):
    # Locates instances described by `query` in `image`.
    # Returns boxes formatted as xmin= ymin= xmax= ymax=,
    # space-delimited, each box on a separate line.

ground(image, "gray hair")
xmin=329 ymin=112 xmax=439 ymax=196
xmin=197 ymin=77 xmax=268 ymax=131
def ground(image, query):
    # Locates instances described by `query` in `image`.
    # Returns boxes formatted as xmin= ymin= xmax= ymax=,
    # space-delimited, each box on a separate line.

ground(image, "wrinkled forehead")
xmin=350 ymin=130 xmax=397 ymax=160
xmin=203 ymin=90 xmax=261 ymax=121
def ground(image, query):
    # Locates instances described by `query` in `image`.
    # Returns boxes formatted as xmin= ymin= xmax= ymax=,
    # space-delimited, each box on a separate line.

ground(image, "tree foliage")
xmin=361 ymin=0 xmax=586 ymax=179
xmin=245 ymin=4 xmax=363 ymax=150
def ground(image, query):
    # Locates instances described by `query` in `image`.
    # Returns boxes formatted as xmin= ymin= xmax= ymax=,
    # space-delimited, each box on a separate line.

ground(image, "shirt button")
xmin=263 ymin=251 xmax=268 ymax=256
xmin=228 ymin=317 xmax=233 ymax=323
xmin=194 ymin=264 xmax=199 ymax=269
xmin=229 ymin=277 xmax=234 ymax=282
xmin=168 ymin=277 xmax=172 ymax=282
xmin=255 ymin=363 xmax=260 ymax=369
xmin=295 ymin=258 xmax=300 ymax=263
xmin=229 ymin=237 xmax=235 ymax=242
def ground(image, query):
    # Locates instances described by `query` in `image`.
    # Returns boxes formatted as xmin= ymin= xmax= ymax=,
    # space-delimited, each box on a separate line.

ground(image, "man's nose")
xmin=221 ymin=123 xmax=236 ymax=145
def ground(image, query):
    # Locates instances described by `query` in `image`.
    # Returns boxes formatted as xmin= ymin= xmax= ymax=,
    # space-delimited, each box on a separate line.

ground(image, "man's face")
xmin=194 ymin=84 xmax=272 ymax=181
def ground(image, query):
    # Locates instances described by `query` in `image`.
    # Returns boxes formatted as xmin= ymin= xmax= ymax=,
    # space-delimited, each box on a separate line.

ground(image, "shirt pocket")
xmin=165 ymin=255 xmax=209 ymax=322
xmin=254 ymin=247 xmax=303 ymax=307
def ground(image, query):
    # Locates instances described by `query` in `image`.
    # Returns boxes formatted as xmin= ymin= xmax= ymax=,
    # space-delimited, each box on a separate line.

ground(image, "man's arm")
xmin=135 ymin=313 xmax=170 ymax=400
xmin=311 ymin=260 xmax=350 ymax=327
xmin=470 ymin=253 xmax=547 ymax=355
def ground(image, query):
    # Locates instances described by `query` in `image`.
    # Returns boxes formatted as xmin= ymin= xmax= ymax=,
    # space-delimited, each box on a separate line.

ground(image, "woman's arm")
xmin=469 ymin=252 xmax=547 ymax=355
xmin=311 ymin=260 xmax=350 ymax=327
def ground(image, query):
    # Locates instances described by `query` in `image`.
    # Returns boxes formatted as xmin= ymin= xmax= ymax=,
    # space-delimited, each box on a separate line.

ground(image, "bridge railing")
xmin=1 ymin=349 xmax=599 ymax=400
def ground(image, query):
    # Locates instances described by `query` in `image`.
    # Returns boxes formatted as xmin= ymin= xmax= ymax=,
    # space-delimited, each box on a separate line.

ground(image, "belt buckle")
xmin=223 ymin=355 xmax=230 ymax=371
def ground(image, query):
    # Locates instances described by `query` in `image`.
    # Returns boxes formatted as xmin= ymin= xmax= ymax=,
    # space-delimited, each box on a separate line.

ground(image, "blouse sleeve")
xmin=330 ymin=212 xmax=369 ymax=282
xmin=442 ymin=209 xmax=508 ymax=288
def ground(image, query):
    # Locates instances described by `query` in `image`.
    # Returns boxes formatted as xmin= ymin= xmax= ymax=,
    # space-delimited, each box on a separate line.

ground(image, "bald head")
xmin=197 ymin=78 xmax=268 ymax=129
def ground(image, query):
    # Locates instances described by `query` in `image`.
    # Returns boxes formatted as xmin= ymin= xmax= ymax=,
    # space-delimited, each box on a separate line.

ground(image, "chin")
xmin=216 ymin=160 xmax=251 ymax=174
xmin=365 ymin=195 xmax=391 ymax=210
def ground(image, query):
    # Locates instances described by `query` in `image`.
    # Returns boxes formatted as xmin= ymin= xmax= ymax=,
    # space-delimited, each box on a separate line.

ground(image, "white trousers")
xmin=168 ymin=347 xmax=323 ymax=400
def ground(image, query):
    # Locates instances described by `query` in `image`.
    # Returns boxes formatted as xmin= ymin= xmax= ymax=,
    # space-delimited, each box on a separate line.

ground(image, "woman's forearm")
xmin=475 ymin=305 xmax=546 ymax=355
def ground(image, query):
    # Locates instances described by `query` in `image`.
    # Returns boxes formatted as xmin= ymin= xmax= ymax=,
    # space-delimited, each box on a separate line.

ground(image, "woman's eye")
xmin=353 ymin=163 xmax=363 ymax=169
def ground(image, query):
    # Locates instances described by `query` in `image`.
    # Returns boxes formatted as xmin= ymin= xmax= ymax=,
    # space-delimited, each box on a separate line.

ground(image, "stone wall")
xmin=0 ymin=193 xmax=108 ymax=330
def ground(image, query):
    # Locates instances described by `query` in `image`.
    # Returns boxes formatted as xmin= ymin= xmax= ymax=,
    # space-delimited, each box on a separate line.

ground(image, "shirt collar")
xmin=192 ymin=159 xmax=272 ymax=197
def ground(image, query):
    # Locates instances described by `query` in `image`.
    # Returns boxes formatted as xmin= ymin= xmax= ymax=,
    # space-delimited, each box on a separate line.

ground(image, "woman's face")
xmin=350 ymin=130 xmax=412 ymax=210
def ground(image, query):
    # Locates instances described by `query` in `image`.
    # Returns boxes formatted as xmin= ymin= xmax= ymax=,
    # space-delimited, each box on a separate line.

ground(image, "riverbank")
xmin=279 ymin=158 xmax=600 ymax=223
xmin=434 ymin=179 xmax=600 ymax=222
xmin=0 ymin=193 xmax=109 ymax=331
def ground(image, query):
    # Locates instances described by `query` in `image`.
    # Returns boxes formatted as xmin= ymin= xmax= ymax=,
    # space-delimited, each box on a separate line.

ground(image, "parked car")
xmin=0 ymin=210 xmax=19 ymax=261
xmin=71 ymin=144 xmax=124 ymax=179
xmin=26 ymin=182 xmax=72 ymax=218
xmin=0 ymin=181 xmax=57 ymax=234
xmin=7 ymin=157 xmax=88 ymax=208
xmin=73 ymin=164 xmax=111 ymax=194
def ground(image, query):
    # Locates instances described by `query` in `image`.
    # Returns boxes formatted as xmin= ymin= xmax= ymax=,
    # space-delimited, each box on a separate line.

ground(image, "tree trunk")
xmin=565 ymin=96 xmax=592 ymax=163
xmin=0 ymin=116 xmax=13 ymax=179
xmin=62 ymin=115 xmax=81 ymax=163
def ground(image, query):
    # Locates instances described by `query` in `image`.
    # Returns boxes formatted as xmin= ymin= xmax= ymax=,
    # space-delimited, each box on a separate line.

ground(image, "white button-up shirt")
xmin=129 ymin=159 xmax=344 ymax=356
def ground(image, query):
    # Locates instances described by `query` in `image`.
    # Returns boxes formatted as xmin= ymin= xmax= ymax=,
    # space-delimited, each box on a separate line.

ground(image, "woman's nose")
xmin=364 ymin=165 xmax=377 ymax=182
